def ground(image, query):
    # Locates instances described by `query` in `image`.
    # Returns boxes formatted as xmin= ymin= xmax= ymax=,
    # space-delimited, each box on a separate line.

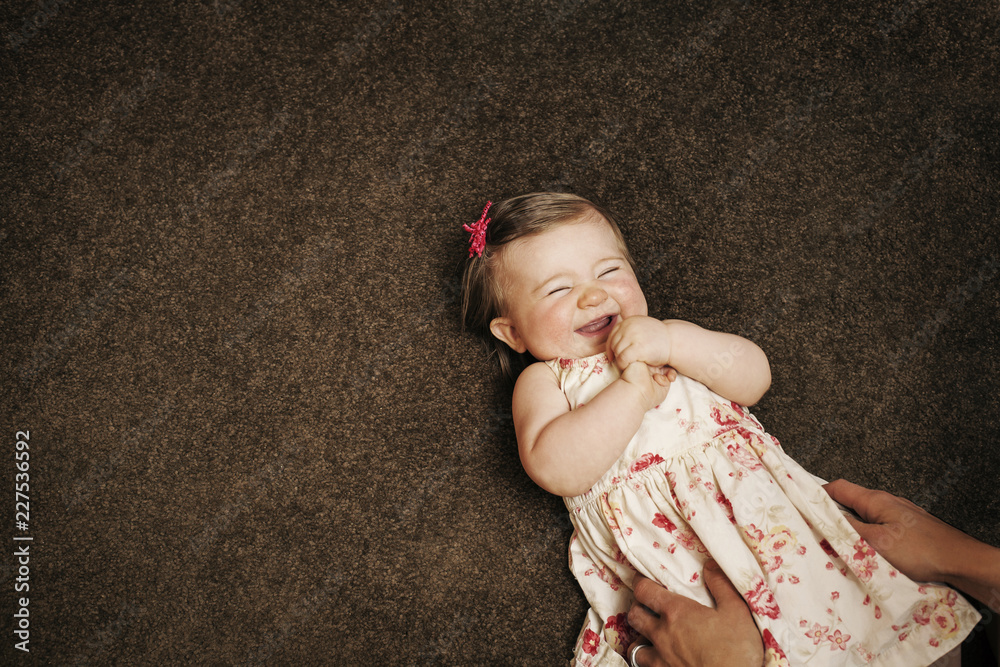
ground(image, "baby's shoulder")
xmin=514 ymin=360 xmax=560 ymax=393
xmin=511 ymin=361 xmax=571 ymax=422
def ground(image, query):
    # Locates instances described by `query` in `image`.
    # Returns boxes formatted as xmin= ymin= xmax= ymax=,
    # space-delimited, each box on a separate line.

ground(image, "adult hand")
xmin=824 ymin=478 xmax=1000 ymax=613
xmin=626 ymin=561 xmax=763 ymax=667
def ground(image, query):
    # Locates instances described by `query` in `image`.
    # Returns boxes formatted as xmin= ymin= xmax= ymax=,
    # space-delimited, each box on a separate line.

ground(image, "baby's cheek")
xmin=618 ymin=280 xmax=648 ymax=317
xmin=543 ymin=318 xmax=569 ymax=345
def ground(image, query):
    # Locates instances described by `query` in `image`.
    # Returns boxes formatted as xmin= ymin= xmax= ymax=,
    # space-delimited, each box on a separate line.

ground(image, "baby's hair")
xmin=461 ymin=192 xmax=636 ymax=383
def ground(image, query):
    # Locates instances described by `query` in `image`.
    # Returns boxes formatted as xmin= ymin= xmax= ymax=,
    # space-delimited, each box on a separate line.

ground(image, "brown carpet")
xmin=2 ymin=0 xmax=998 ymax=664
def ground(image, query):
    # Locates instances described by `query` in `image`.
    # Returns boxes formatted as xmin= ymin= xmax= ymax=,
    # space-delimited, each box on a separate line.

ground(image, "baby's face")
xmin=490 ymin=211 xmax=648 ymax=361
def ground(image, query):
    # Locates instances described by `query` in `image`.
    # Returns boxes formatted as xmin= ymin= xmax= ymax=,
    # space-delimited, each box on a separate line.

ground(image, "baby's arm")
xmin=512 ymin=360 xmax=671 ymax=497
xmin=609 ymin=317 xmax=771 ymax=406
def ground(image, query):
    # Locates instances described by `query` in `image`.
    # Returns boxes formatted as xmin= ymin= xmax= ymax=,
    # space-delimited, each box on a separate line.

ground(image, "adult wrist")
xmin=939 ymin=539 xmax=1000 ymax=595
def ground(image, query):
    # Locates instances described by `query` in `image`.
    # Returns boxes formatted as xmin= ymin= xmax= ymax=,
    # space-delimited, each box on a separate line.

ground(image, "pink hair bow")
xmin=463 ymin=201 xmax=492 ymax=258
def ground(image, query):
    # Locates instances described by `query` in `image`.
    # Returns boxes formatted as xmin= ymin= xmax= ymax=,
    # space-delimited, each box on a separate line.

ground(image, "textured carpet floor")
xmin=2 ymin=0 xmax=998 ymax=664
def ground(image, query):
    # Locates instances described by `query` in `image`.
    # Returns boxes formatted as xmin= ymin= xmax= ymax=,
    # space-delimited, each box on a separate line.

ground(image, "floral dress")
xmin=550 ymin=353 xmax=980 ymax=666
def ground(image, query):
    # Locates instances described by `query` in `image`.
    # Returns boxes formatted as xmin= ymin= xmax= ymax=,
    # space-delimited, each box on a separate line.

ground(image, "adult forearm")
xmin=944 ymin=541 xmax=1000 ymax=613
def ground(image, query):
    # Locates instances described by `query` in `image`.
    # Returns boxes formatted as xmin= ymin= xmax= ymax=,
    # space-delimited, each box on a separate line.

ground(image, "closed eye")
xmin=547 ymin=286 xmax=569 ymax=296
xmin=599 ymin=267 xmax=619 ymax=277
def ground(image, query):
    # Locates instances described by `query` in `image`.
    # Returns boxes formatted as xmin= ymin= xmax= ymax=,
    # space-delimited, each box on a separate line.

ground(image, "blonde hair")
xmin=461 ymin=192 xmax=635 ymax=383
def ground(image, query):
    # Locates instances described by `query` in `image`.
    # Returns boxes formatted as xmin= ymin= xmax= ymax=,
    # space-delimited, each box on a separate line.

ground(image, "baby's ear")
xmin=489 ymin=317 xmax=527 ymax=353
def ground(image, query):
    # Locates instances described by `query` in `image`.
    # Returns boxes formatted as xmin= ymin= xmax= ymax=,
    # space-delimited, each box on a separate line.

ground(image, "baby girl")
xmin=460 ymin=192 xmax=979 ymax=666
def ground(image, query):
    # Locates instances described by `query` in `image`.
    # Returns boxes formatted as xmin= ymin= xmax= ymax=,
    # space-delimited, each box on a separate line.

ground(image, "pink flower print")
xmin=762 ymin=555 xmax=784 ymax=573
xmin=582 ymin=629 xmax=600 ymax=655
xmin=653 ymin=512 xmax=677 ymax=533
xmin=760 ymin=525 xmax=798 ymax=559
xmin=713 ymin=492 xmax=736 ymax=524
xmin=763 ymin=629 xmax=788 ymax=662
xmin=676 ymin=416 xmax=699 ymax=433
xmin=853 ymin=539 xmax=876 ymax=560
xmin=744 ymin=523 xmax=796 ymax=572
xmin=819 ymin=539 xmax=839 ymax=558
xmin=744 ymin=578 xmax=781 ymax=619
xmin=653 ymin=513 xmax=706 ymax=553
xmin=711 ymin=404 xmax=739 ymax=430
xmin=827 ymin=629 xmax=851 ymax=651
xmin=629 ymin=453 xmax=664 ymax=475
xmin=806 ymin=623 xmax=830 ymax=645
xmin=602 ymin=494 xmax=631 ymax=536
xmin=711 ymin=402 xmax=759 ymax=440
xmin=604 ymin=613 xmax=636 ymax=651
xmin=583 ymin=563 xmax=625 ymax=592
xmin=580 ymin=360 xmax=589 ymax=369
xmin=850 ymin=539 xmax=879 ymax=582
xmin=913 ymin=589 xmax=961 ymax=640
xmin=726 ymin=441 xmax=763 ymax=471
xmin=676 ymin=528 xmax=706 ymax=553
xmin=593 ymin=364 xmax=604 ymax=374
xmin=559 ymin=358 xmax=573 ymax=368
xmin=831 ymin=591 xmax=840 ymax=601
xmin=744 ymin=523 xmax=766 ymax=544
xmin=854 ymin=557 xmax=878 ymax=582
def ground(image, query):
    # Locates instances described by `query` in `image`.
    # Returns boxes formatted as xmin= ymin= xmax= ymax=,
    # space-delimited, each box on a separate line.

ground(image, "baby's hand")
xmin=608 ymin=316 xmax=673 ymax=371
xmin=620 ymin=362 xmax=675 ymax=411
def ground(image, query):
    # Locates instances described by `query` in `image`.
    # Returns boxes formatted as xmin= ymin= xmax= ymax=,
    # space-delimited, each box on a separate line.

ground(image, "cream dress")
xmin=548 ymin=353 xmax=980 ymax=666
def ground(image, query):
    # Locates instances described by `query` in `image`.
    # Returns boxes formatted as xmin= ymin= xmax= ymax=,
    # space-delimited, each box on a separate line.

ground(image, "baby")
xmin=461 ymin=192 xmax=979 ymax=666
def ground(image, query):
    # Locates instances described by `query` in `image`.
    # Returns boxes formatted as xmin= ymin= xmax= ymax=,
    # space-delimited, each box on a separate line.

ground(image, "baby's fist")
xmin=607 ymin=316 xmax=673 ymax=371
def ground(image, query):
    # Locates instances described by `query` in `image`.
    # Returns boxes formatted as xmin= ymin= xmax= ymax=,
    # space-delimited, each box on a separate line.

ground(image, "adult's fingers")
xmin=625 ymin=639 xmax=658 ymax=667
xmin=631 ymin=574 xmax=669 ymax=616
xmin=823 ymin=479 xmax=881 ymax=523
xmin=701 ymin=560 xmax=743 ymax=608
xmin=627 ymin=599 xmax=658 ymax=640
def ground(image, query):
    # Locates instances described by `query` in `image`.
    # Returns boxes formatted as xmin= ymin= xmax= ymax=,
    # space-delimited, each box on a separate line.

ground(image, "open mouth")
xmin=576 ymin=314 xmax=616 ymax=336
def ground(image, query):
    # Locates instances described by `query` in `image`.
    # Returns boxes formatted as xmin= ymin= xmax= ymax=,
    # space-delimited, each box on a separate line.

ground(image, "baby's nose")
xmin=578 ymin=285 xmax=608 ymax=307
